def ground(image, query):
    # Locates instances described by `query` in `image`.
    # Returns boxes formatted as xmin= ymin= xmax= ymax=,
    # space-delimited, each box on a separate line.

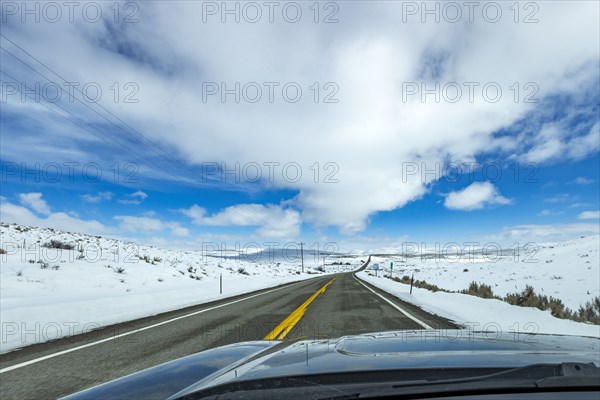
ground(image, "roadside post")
xmin=300 ymin=242 xmax=304 ymax=273
xmin=410 ymin=274 xmax=414 ymax=294
xmin=390 ymin=261 xmax=393 ymax=277
xmin=220 ymin=273 xmax=222 ymax=294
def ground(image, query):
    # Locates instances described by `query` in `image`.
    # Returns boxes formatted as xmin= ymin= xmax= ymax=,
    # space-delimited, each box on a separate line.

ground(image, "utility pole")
xmin=300 ymin=242 xmax=304 ymax=273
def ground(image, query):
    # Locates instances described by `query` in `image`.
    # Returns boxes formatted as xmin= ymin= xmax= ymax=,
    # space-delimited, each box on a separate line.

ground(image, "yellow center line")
xmin=263 ymin=277 xmax=336 ymax=340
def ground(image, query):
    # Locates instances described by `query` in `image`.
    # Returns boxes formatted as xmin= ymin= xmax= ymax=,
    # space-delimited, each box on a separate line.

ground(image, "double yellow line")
xmin=264 ymin=277 xmax=336 ymax=340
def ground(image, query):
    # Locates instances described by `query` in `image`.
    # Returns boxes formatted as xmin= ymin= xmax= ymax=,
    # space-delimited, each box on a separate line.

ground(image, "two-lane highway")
xmin=0 ymin=269 xmax=457 ymax=399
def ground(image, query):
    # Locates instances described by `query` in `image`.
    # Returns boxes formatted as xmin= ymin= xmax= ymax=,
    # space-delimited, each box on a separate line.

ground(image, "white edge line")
xmin=0 ymin=278 xmax=315 ymax=374
xmin=353 ymin=274 xmax=433 ymax=330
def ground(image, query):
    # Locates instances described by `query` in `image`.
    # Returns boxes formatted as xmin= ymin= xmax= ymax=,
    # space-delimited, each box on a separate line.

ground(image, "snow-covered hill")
xmin=360 ymin=235 xmax=599 ymax=337
xmin=367 ymin=235 xmax=600 ymax=310
xmin=0 ymin=223 xmax=359 ymax=353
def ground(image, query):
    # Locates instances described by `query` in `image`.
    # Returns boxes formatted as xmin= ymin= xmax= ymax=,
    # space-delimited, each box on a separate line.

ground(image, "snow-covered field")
xmin=368 ymin=235 xmax=600 ymax=310
xmin=360 ymin=235 xmax=600 ymax=337
xmin=0 ymin=223 xmax=360 ymax=353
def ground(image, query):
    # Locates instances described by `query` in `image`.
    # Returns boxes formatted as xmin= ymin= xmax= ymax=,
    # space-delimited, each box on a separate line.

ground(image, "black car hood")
xmin=62 ymin=330 xmax=600 ymax=400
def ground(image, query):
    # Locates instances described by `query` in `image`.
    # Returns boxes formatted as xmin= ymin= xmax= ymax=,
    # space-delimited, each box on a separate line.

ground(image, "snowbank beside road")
xmin=356 ymin=271 xmax=600 ymax=338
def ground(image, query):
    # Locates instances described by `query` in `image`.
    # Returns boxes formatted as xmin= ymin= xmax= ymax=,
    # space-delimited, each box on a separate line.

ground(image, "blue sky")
xmin=1 ymin=1 xmax=599 ymax=251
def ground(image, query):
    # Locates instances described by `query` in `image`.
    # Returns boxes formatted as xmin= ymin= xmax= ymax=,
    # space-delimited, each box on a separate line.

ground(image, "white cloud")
xmin=2 ymin=2 xmax=599 ymax=233
xmin=523 ymin=125 xmax=563 ymax=163
xmin=114 ymin=215 xmax=189 ymax=236
xmin=183 ymin=203 xmax=300 ymax=238
xmin=169 ymin=226 xmax=190 ymax=237
xmin=572 ymin=177 xmax=595 ymax=185
xmin=114 ymin=215 xmax=164 ymax=232
xmin=82 ymin=191 xmax=114 ymax=203
xmin=537 ymin=209 xmax=564 ymax=217
xmin=1 ymin=195 xmax=187 ymax=239
xmin=544 ymin=194 xmax=572 ymax=203
xmin=444 ymin=182 xmax=511 ymax=211
xmin=180 ymin=204 xmax=206 ymax=224
xmin=18 ymin=192 xmax=51 ymax=215
xmin=0 ymin=200 xmax=111 ymax=236
xmin=487 ymin=223 xmax=600 ymax=245
xmin=523 ymin=120 xmax=600 ymax=164
xmin=567 ymin=122 xmax=600 ymax=160
xmin=578 ymin=211 xmax=600 ymax=220
xmin=569 ymin=202 xmax=593 ymax=208
xmin=117 ymin=191 xmax=148 ymax=205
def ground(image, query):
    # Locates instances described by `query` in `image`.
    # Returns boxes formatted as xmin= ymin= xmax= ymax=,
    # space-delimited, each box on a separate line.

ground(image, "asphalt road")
xmin=0 ymin=265 xmax=457 ymax=399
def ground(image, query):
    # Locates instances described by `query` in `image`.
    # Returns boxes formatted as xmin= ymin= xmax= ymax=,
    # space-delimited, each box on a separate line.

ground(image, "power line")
xmin=0 ymin=34 xmax=251 ymax=192
xmin=0 ymin=71 xmax=149 ymax=163
xmin=0 ymin=33 xmax=184 ymax=170
xmin=0 ymin=34 xmax=279 ymax=226
xmin=1 ymin=70 xmax=263 ymax=225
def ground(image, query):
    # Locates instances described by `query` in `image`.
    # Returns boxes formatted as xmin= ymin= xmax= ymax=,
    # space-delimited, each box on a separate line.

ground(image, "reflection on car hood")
xmin=62 ymin=330 xmax=600 ymax=400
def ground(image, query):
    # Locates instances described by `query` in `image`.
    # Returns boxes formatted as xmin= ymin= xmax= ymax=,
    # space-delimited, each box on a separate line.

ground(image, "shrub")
xmin=461 ymin=281 xmax=497 ymax=299
xmin=316 ymin=265 xmax=325 ymax=272
xmin=413 ymin=279 xmax=444 ymax=292
xmin=0 ymin=248 xmax=6 ymax=254
xmin=113 ymin=266 xmax=125 ymax=274
xmin=37 ymin=260 xmax=49 ymax=269
xmin=43 ymin=240 xmax=75 ymax=250
xmin=153 ymin=256 xmax=162 ymax=263
xmin=503 ymin=285 xmax=574 ymax=320
xmin=237 ymin=267 xmax=250 ymax=275
xmin=576 ymin=297 xmax=600 ymax=324
xmin=385 ymin=275 xmax=448 ymax=293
